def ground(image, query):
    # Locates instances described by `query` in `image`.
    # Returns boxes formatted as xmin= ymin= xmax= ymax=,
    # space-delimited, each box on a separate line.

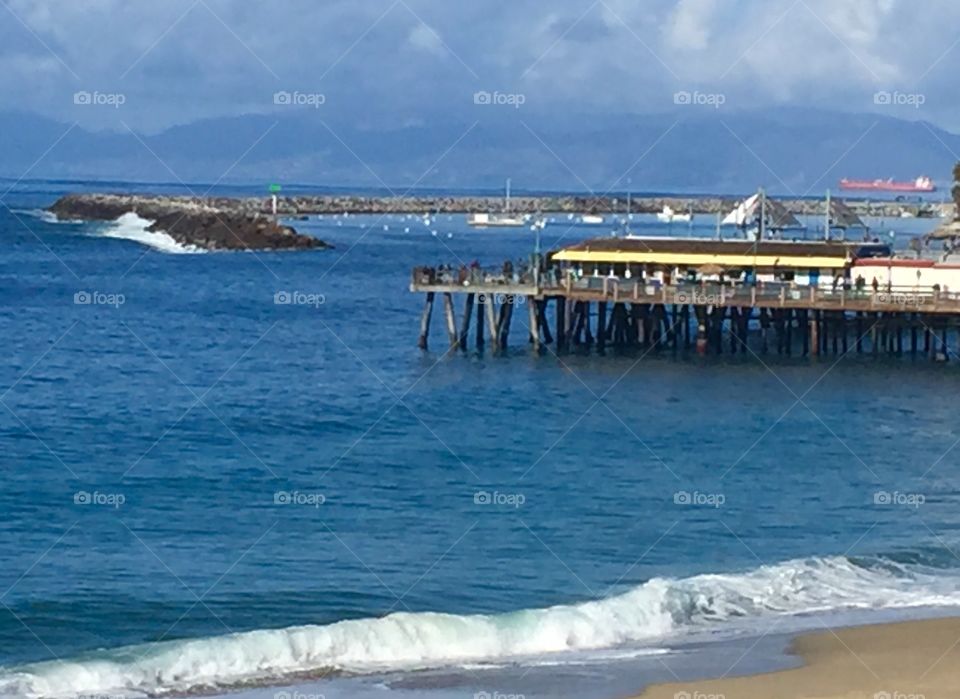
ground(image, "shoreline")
xmin=635 ymin=615 xmax=960 ymax=699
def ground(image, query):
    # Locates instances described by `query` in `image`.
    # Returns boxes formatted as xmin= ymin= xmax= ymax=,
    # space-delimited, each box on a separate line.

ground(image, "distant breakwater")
xmin=50 ymin=192 xmax=949 ymax=234
xmin=245 ymin=194 xmax=947 ymax=218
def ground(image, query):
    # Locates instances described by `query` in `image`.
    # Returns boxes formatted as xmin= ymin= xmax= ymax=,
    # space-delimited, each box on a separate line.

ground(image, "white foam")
xmin=97 ymin=212 xmax=204 ymax=254
xmin=14 ymin=209 xmax=67 ymax=224
xmin=2 ymin=555 xmax=959 ymax=699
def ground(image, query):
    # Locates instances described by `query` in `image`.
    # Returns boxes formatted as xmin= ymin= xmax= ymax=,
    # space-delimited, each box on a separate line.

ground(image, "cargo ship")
xmin=839 ymin=176 xmax=936 ymax=193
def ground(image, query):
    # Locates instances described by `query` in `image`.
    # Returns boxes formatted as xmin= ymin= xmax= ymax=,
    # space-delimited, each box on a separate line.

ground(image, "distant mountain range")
xmin=2 ymin=107 xmax=958 ymax=196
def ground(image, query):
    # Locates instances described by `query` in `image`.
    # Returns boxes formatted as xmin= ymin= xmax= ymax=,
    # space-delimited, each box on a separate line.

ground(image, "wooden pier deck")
xmin=411 ymin=273 xmax=960 ymax=359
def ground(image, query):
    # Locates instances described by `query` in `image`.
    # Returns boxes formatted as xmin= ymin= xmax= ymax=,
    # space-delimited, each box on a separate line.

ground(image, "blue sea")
xmin=1 ymin=179 xmax=959 ymax=699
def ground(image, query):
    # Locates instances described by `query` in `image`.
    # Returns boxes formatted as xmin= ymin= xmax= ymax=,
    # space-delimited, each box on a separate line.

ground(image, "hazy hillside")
xmin=3 ymin=107 xmax=958 ymax=195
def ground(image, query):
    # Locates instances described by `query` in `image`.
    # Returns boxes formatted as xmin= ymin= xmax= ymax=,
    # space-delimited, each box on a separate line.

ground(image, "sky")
xmin=2 ymin=0 xmax=958 ymax=134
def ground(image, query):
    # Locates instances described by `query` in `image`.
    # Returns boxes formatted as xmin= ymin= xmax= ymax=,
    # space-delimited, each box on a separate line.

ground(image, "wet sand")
xmin=637 ymin=617 xmax=960 ymax=699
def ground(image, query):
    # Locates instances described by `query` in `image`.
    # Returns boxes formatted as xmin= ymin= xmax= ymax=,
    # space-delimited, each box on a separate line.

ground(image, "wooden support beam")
xmin=475 ymin=292 xmax=485 ymax=349
xmin=528 ymin=296 xmax=540 ymax=350
xmin=682 ymin=304 xmax=691 ymax=348
xmin=459 ymin=293 xmax=474 ymax=351
xmin=571 ymin=301 xmax=584 ymax=345
xmin=809 ymin=310 xmax=819 ymax=357
xmin=784 ymin=309 xmax=793 ymax=356
xmin=418 ymin=292 xmax=435 ymax=350
xmin=485 ymin=294 xmax=500 ymax=349
xmin=443 ymin=293 xmax=458 ymax=348
xmin=584 ymin=302 xmax=594 ymax=345
xmin=555 ymin=296 xmax=567 ymax=351
xmin=597 ymin=301 xmax=607 ymax=352
xmin=538 ymin=300 xmax=553 ymax=345
xmin=830 ymin=313 xmax=840 ymax=355
xmin=498 ymin=296 xmax=514 ymax=349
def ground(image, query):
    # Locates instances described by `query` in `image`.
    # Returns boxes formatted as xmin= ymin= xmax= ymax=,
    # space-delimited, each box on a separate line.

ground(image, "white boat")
xmin=580 ymin=214 xmax=605 ymax=225
xmin=656 ymin=205 xmax=692 ymax=223
xmin=466 ymin=212 xmax=527 ymax=227
xmin=467 ymin=177 xmax=526 ymax=228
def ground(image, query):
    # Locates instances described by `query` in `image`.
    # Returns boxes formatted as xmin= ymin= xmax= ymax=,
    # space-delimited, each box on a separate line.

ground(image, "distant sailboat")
xmin=467 ymin=178 xmax=526 ymax=228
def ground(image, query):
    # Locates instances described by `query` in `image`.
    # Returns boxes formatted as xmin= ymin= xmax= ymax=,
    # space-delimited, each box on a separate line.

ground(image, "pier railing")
xmin=411 ymin=268 xmax=960 ymax=314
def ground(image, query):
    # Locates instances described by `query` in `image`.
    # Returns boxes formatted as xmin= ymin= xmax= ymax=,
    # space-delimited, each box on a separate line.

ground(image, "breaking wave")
xmin=2 ymin=554 xmax=958 ymax=698
xmin=96 ymin=213 xmax=202 ymax=254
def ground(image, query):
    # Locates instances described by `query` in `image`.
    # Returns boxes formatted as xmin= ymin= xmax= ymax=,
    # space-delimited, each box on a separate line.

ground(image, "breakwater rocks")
xmin=49 ymin=194 xmax=329 ymax=251
xmin=50 ymin=192 xmax=951 ymax=236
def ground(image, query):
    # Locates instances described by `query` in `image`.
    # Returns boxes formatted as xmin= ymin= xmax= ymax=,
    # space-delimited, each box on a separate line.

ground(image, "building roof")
xmin=829 ymin=200 xmax=867 ymax=229
xmin=550 ymin=237 xmax=855 ymax=269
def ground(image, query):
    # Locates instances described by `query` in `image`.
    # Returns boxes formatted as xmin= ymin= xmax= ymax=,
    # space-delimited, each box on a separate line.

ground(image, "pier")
xmin=411 ymin=238 xmax=960 ymax=360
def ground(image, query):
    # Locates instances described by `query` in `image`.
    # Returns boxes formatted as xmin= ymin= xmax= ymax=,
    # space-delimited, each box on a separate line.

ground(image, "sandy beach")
xmin=638 ymin=617 xmax=960 ymax=699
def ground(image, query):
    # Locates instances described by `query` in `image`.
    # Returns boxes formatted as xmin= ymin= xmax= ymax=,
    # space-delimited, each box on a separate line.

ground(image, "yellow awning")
xmin=551 ymin=250 xmax=848 ymax=269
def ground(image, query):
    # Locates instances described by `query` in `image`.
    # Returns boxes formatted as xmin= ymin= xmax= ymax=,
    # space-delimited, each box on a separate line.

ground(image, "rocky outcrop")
xmin=49 ymin=194 xmax=329 ymax=251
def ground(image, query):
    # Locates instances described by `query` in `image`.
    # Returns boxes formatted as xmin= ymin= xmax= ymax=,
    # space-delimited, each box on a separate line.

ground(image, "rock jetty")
xmin=49 ymin=194 xmax=329 ymax=251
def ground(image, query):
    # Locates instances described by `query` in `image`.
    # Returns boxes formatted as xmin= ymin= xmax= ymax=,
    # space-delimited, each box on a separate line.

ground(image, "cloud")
xmin=407 ymin=23 xmax=445 ymax=56
xmin=1 ymin=0 xmax=960 ymax=133
xmin=664 ymin=0 xmax=717 ymax=51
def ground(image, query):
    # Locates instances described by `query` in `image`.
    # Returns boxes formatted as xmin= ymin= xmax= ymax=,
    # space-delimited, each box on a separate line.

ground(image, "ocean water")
xmin=1 ymin=180 xmax=959 ymax=699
